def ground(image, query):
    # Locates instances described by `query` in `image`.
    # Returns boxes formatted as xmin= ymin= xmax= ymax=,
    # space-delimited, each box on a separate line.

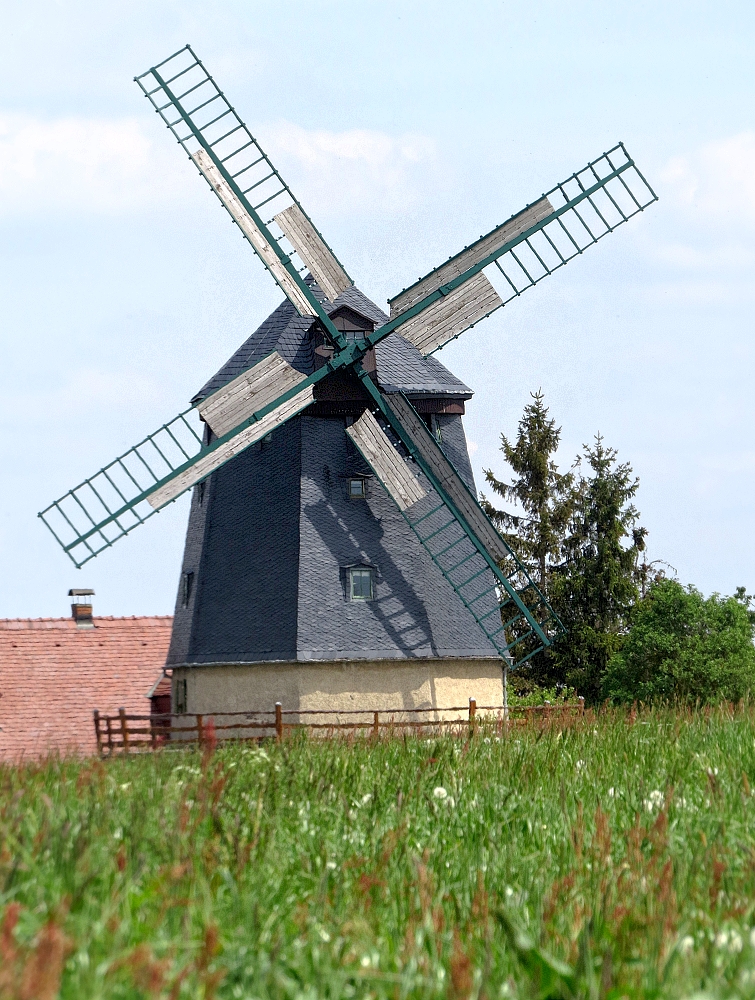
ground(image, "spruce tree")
xmin=550 ymin=435 xmax=647 ymax=702
xmin=481 ymin=390 xmax=574 ymax=591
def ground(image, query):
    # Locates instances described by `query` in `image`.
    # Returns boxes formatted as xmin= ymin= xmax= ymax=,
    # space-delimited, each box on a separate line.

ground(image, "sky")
xmin=1 ymin=0 xmax=753 ymax=619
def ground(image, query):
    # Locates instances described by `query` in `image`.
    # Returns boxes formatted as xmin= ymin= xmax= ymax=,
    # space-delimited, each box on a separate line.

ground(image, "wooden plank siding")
xmin=386 ymin=394 xmax=510 ymax=562
xmin=191 ymin=150 xmax=315 ymax=317
xmin=198 ymin=352 xmax=308 ymax=438
xmin=345 ymin=409 xmax=426 ymax=510
xmin=274 ymin=204 xmax=352 ymax=303
xmin=389 ymin=196 xmax=554 ymax=317
xmin=394 ymin=273 xmax=502 ymax=356
xmin=148 ymin=386 xmax=315 ymax=509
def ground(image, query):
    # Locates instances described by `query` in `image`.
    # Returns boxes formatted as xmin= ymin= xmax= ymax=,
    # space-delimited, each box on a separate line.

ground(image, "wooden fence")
xmin=93 ymin=698 xmax=585 ymax=756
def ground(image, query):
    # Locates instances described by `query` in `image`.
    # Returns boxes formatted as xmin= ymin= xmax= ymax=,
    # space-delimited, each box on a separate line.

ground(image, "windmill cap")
xmin=68 ymin=589 xmax=95 ymax=597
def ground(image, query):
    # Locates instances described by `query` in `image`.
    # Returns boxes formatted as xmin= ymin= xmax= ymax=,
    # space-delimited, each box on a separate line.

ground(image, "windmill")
xmin=39 ymin=46 xmax=657 ymax=709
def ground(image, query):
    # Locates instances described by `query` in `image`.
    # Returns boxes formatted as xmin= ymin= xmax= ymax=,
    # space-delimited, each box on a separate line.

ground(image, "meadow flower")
xmin=607 ymin=788 xmax=616 ymax=798
xmin=715 ymin=929 xmax=743 ymax=953
xmin=361 ymin=793 xmax=372 ymax=805
xmin=644 ymin=790 xmax=664 ymax=812
xmin=679 ymin=935 xmax=695 ymax=954
xmin=433 ymin=787 xmax=448 ymax=799
xmin=326 ymin=861 xmax=337 ymax=870
xmin=576 ymin=760 xmax=585 ymax=771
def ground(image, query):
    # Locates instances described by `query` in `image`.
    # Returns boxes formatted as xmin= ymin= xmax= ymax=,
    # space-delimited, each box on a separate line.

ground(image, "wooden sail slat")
xmin=396 ymin=273 xmax=502 ymax=356
xmin=346 ymin=409 xmax=426 ymax=511
xmin=198 ymin=352 xmax=307 ymax=438
xmin=274 ymin=204 xmax=351 ymax=303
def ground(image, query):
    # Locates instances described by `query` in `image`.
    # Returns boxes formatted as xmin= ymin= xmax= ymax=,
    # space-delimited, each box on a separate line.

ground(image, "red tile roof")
xmin=0 ymin=616 xmax=173 ymax=759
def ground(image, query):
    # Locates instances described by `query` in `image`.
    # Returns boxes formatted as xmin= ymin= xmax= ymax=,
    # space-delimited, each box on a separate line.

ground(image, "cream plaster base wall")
xmin=172 ymin=658 xmax=503 ymax=729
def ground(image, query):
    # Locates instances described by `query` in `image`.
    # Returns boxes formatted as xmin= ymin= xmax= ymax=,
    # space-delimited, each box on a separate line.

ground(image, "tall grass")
xmin=3 ymin=706 xmax=755 ymax=998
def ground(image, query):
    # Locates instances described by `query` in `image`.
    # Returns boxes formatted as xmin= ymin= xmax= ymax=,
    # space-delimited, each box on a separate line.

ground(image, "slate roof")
xmin=167 ymin=413 xmax=500 ymax=666
xmin=192 ymin=282 xmax=472 ymax=404
xmin=0 ymin=616 xmax=172 ymax=758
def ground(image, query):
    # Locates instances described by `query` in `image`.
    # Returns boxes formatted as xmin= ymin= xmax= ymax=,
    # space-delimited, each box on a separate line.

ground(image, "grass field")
xmin=3 ymin=708 xmax=755 ymax=999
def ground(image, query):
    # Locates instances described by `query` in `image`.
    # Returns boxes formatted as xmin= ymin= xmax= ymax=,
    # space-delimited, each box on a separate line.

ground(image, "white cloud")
xmin=264 ymin=122 xmax=438 ymax=215
xmin=0 ymin=112 xmax=191 ymax=216
xmin=660 ymin=131 xmax=755 ymax=222
xmin=0 ymin=113 xmax=441 ymax=222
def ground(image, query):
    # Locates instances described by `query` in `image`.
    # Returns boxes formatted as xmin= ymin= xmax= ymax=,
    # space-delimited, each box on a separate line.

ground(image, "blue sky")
xmin=1 ymin=0 xmax=753 ymax=618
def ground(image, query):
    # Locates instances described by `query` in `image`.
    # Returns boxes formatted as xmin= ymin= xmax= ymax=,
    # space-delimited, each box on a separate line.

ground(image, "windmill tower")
xmin=39 ymin=46 xmax=657 ymax=717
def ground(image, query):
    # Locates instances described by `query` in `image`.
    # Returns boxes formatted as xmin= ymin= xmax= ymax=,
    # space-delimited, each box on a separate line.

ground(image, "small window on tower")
xmin=181 ymin=571 xmax=194 ymax=608
xmin=349 ymin=567 xmax=374 ymax=601
xmin=348 ymin=478 xmax=366 ymax=499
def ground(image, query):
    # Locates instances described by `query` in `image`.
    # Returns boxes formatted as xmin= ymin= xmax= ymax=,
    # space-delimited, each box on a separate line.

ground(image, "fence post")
xmin=469 ymin=698 xmax=477 ymax=739
xmin=93 ymin=710 xmax=103 ymax=756
xmin=106 ymin=716 xmax=113 ymax=755
xmin=579 ymin=696 xmax=585 ymax=716
xmin=119 ymin=707 xmax=129 ymax=754
xmin=275 ymin=702 xmax=283 ymax=742
xmin=373 ymin=711 xmax=379 ymax=739
xmin=197 ymin=713 xmax=204 ymax=748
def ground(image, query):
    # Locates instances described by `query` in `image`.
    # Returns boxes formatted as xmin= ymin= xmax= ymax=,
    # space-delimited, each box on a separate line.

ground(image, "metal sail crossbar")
xmin=353 ymin=382 xmax=563 ymax=666
xmin=383 ymin=143 xmax=657 ymax=356
xmin=134 ymin=46 xmax=351 ymax=340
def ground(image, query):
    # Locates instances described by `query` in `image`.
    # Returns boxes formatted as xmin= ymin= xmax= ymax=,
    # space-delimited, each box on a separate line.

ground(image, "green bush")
xmin=603 ymin=578 xmax=755 ymax=704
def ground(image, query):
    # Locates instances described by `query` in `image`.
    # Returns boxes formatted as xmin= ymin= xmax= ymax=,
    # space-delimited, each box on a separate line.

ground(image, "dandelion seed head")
xmin=433 ymin=787 xmax=448 ymax=800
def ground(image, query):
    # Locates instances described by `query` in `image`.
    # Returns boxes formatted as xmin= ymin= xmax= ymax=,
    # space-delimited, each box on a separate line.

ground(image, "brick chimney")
xmin=68 ymin=589 xmax=95 ymax=628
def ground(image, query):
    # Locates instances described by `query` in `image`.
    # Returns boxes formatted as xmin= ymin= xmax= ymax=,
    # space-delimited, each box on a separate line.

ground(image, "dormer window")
xmin=349 ymin=567 xmax=374 ymax=601
xmin=348 ymin=478 xmax=366 ymax=499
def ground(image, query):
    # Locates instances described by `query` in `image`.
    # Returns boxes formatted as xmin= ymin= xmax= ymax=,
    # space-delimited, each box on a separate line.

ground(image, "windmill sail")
xmin=385 ymin=143 xmax=657 ymax=355
xmin=39 ymin=354 xmax=322 ymax=568
xmin=148 ymin=384 xmax=315 ymax=509
xmin=352 ymin=381 xmax=563 ymax=665
xmin=135 ymin=46 xmax=352 ymax=330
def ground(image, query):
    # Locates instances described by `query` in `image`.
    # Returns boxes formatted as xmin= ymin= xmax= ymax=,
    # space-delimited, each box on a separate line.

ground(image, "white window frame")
xmin=349 ymin=567 xmax=374 ymax=601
